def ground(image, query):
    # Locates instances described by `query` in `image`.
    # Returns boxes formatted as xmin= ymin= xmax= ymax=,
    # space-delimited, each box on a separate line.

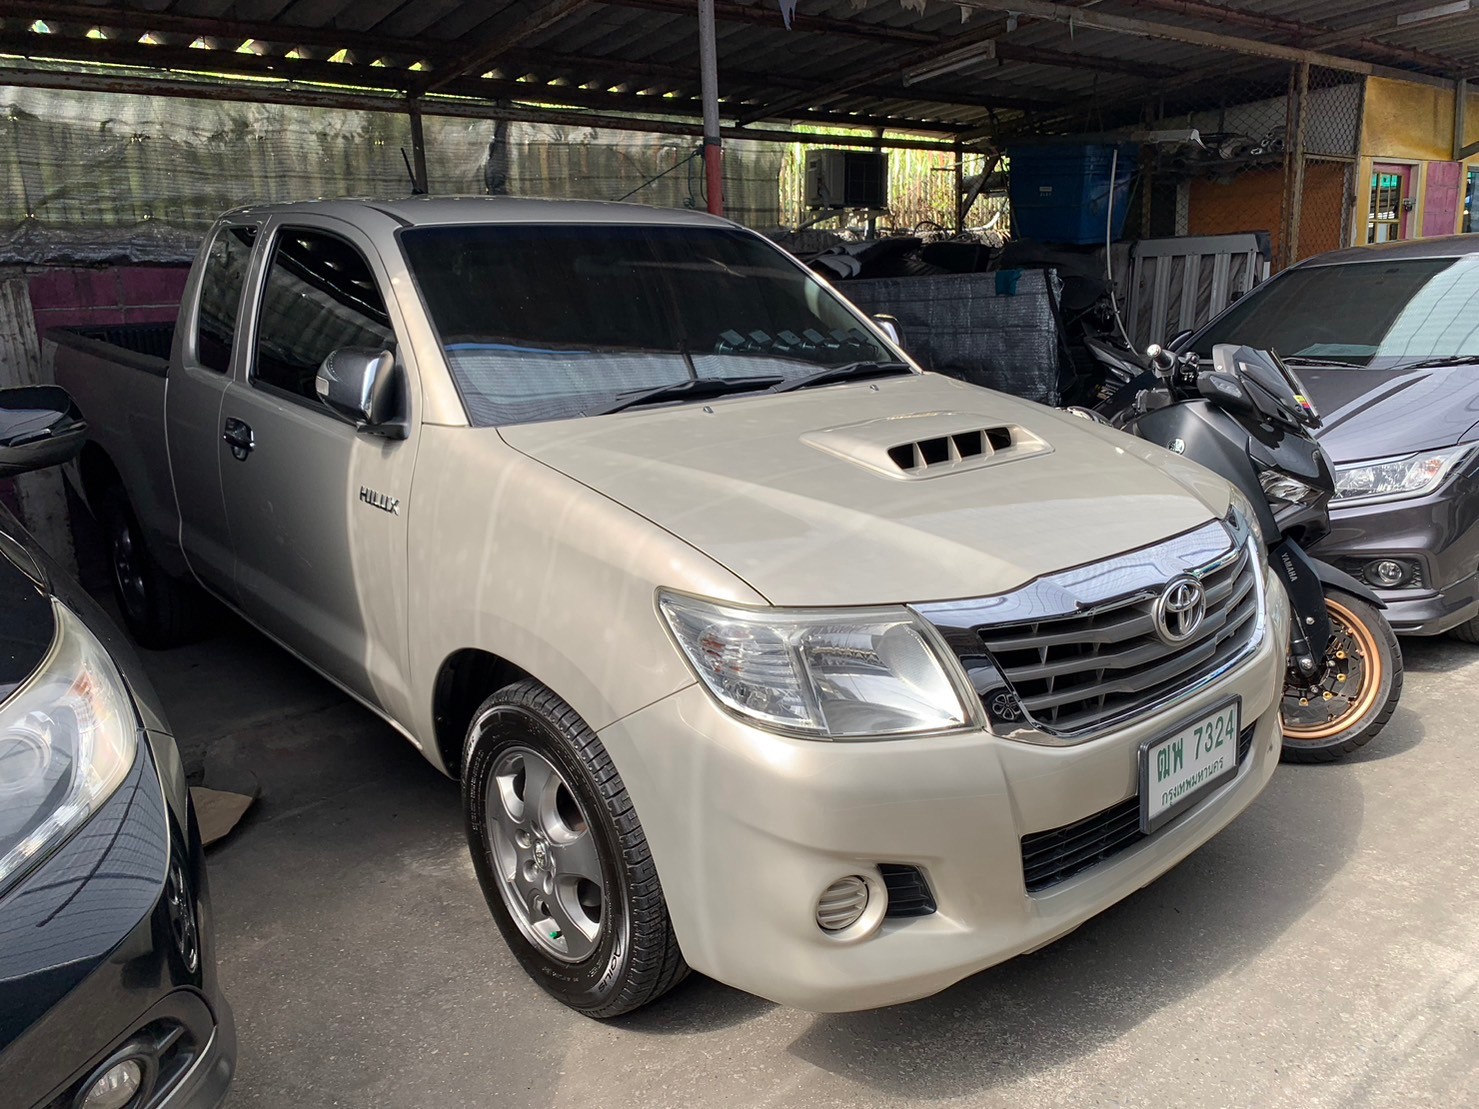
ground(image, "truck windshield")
xmin=1193 ymin=256 xmax=1479 ymax=369
xmin=400 ymin=223 xmax=897 ymax=426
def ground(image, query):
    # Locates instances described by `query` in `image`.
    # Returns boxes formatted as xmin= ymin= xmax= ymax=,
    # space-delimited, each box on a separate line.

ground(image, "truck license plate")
xmin=1139 ymin=699 xmax=1240 ymax=833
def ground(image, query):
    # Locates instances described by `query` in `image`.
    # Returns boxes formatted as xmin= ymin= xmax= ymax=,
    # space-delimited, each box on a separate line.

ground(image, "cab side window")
xmin=253 ymin=228 xmax=394 ymax=404
xmin=195 ymin=225 xmax=257 ymax=373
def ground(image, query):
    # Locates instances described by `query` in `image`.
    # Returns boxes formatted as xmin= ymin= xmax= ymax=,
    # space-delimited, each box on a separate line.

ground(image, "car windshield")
xmin=1193 ymin=256 xmax=1479 ymax=368
xmin=400 ymin=223 xmax=898 ymax=426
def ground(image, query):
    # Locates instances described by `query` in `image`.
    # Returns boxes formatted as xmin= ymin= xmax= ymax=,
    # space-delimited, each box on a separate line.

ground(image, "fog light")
xmin=816 ymin=876 xmax=870 ymax=932
xmin=80 ymin=1059 xmax=142 ymax=1109
xmin=1366 ymin=559 xmax=1410 ymax=588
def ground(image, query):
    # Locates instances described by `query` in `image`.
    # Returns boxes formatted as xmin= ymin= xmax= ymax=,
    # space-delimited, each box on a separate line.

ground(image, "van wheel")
xmin=101 ymin=494 xmax=206 ymax=649
xmin=463 ymin=680 xmax=687 ymax=1017
xmin=1449 ymin=616 xmax=1479 ymax=644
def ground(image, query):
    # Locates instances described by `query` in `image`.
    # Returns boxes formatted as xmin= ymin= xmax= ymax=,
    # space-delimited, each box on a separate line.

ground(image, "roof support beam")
xmin=1306 ymin=1 xmax=1477 ymax=52
xmin=600 ymin=0 xmax=1150 ymax=74
xmin=1117 ymin=0 xmax=1459 ymax=72
xmin=954 ymin=0 xmax=1454 ymax=88
xmin=415 ymin=0 xmax=595 ymax=94
xmin=0 ymin=65 xmax=969 ymax=151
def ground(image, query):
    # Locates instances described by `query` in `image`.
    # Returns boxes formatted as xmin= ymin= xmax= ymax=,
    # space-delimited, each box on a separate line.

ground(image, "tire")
xmin=462 ymin=680 xmax=688 ymax=1017
xmin=1280 ymin=591 xmax=1403 ymax=763
xmin=1448 ymin=616 xmax=1479 ymax=644
xmin=101 ymin=492 xmax=207 ymax=649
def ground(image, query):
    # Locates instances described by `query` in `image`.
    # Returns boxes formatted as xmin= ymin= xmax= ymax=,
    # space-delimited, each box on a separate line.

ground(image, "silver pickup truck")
xmin=50 ymin=197 xmax=1289 ymax=1017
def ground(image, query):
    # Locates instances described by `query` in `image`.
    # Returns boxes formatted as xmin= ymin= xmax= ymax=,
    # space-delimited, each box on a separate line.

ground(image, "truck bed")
xmin=48 ymin=321 xmax=175 ymax=376
xmin=45 ymin=321 xmax=182 ymax=574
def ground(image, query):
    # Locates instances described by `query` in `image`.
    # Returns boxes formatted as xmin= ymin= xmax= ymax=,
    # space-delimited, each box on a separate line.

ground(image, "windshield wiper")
xmin=770 ymin=360 xmax=913 ymax=393
xmin=1387 ymin=355 xmax=1479 ymax=372
xmin=595 ymin=375 xmax=784 ymax=416
xmin=1279 ymin=355 xmax=1367 ymax=368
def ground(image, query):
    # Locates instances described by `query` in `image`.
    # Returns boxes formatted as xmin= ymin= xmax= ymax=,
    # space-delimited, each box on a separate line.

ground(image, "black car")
xmin=0 ymin=386 xmax=234 ymax=1108
xmin=1180 ymin=235 xmax=1479 ymax=641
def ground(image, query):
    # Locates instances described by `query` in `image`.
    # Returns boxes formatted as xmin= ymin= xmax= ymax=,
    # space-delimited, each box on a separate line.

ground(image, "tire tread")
xmin=466 ymin=680 xmax=688 ymax=1017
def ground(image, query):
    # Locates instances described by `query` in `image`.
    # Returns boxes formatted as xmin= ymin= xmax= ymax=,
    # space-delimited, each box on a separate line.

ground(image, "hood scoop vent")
xmin=803 ymin=413 xmax=1052 ymax=479
xmin=888 ymin=427 xmax=1015 ymax=473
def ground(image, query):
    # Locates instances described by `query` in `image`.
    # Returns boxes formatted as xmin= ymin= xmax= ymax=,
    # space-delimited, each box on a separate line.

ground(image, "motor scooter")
xmin=1073 ymin=341 xmax=1402 ymax=762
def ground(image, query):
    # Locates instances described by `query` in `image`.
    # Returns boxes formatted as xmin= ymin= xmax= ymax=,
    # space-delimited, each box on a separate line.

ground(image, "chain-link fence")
xmin=1136 ymin=62 xmax=1362 ymax=271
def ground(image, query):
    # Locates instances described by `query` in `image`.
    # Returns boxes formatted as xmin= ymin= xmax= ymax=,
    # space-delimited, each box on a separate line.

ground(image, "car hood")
xmin=0 ymin=507 xmax=56 ymax=704
xmin=499 ymin=374 xmax=1231 ymax=607
xmin=1300 ymin=362 xmax=1479 ymax=463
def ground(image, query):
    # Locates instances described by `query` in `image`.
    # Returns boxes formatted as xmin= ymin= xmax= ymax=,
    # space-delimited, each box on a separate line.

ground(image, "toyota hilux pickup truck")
xmin=48 ymin=197 xmax=1289 ymax=1017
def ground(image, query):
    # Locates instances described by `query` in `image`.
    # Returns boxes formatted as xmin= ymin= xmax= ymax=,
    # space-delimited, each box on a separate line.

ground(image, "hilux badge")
xmin=359 ymin=486 xmax=400 ymax=515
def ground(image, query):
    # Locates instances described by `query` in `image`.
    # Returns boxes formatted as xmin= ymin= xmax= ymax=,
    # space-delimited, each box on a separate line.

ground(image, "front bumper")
xmin=600 ymin=577 xmax=1289 ymax=1012
xmin=1313 ymin=485 xmax=1479 ymax=635
xmin=0 ymin=735 xmax=234 ymax=1109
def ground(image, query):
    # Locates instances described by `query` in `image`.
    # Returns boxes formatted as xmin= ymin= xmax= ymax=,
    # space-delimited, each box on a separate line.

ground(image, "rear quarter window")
xmin=194 ymin=225 xmax=257 ymax=373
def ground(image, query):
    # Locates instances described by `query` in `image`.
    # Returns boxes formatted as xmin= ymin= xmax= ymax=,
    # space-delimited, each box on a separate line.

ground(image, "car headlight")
xmin=1335 ymin=445 xmax=1474 ymax=504
xmin=1259 ymin=470 xmax=1324 ymax=507
xmin=0 ymin=601 xmax=138 ymax=892
xmin=1225 ymin=485 xmax=1265 ymax=551
xmin=658 ymin=591 xmax=968 ymax=738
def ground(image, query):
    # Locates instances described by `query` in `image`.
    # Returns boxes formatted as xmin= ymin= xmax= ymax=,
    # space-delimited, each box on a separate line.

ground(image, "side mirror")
xmin=1197 ymin=371 xmax=1257 ymax=416
xmin=315 ymin=348 xmax=404 ymax=437
xmin=1167 ymin=329 xmax=1195 ymax=352
xmin=0 ymin=386 xmax=88 ymax=479
xmin=873 ymin=314 xmax=902 ymax=347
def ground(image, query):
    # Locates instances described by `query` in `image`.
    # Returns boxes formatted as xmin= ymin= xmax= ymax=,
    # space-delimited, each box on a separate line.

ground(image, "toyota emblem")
xmin=1154 ymin=576 xmax=1206 ymax=645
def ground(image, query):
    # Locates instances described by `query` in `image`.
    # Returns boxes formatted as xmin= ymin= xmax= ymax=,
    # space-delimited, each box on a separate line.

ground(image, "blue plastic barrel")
xmin=1007 ymin=143 xmax=1139 ymax=244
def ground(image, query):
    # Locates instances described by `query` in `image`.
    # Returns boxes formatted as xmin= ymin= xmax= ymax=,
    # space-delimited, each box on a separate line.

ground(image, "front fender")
xmin=1309 ymin=557 xmax=1385 ymax=608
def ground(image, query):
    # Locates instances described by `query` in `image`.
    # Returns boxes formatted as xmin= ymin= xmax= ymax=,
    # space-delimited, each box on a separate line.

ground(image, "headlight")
xmin=658 ymin=591 xmax=968 ymax=738
xmin=0 ymin=601 xmax=138 ymax=891
xmin=1334 ymin=445 xmax=1474 ymax=504
xmin=1259 ymin=470 xmax=1324 ymax=507
xmin=1225 ymin=485 xmax=1265 ymax=551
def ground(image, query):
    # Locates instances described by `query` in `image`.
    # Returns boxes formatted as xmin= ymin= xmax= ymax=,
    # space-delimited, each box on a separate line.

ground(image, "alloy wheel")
xmin=1282 ymin=597 xmax=1385 ymax=742
xmin=484 ymin=746 xmax=606 ymax=963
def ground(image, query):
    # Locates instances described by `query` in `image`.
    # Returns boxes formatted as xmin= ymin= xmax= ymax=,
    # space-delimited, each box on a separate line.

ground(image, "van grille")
xmin=974 ymin=546 xmax=1260 ymax=736
xmin=1021 ymin=724 xmax=1257 ymax=893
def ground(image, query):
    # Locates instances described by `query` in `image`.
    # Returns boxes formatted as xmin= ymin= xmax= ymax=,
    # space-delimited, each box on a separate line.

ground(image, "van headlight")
xmin=1334 ymin=446 xmax=1474 ymax=504
xmin=0 ymin=602 xmax=138 ymax=892
xmin=658 ymin=591 xmax=968 ymax=738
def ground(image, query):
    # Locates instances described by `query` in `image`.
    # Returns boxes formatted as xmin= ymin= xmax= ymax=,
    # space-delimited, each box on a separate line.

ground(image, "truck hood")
xmin=499 ymin=374 xmax=1228 ymax=606
xmin=1301 ymin=362 xmax=1479 ymax=462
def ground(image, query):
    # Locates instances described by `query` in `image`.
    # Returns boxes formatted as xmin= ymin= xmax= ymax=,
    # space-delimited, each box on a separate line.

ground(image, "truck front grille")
xmin=1021 ymin=724 xmax=1256 ymax=893
xmin=975 ymin=545 xmax=1260 ymax=736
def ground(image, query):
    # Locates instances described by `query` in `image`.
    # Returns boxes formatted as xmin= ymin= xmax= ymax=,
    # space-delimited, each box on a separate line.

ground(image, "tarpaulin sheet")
xmin=0 ymin=86 xmax=785 ymax=265
xmin=838 ymin=269 xmax=1066 ymax=406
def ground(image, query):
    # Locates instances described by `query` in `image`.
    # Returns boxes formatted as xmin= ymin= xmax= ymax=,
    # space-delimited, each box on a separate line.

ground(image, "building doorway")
xmin=1367 ymin=164 xmax=1413 ymax=243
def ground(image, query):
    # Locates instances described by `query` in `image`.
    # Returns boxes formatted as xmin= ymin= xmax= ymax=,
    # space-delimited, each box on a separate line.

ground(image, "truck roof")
xmin=1295 ymin=234 xmax=1479 ymax=268
xmin=220 ymin=195 xmax=733 ymax=229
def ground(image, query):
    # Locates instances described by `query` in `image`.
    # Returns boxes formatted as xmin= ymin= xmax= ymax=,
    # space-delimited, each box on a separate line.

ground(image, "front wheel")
xmin=1281 ymin=591 xmax=1402 ymax=763
xmin=462 ymin=680 xmax=688 ymax=1017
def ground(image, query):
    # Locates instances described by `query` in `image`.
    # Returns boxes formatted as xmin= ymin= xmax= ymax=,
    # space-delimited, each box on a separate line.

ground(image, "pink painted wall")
xmin=29 ymin=265 xmax=189 ymax=338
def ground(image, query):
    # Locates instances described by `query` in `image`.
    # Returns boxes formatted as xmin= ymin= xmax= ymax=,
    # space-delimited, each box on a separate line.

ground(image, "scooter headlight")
xmin=1259 ymin=470 xmax=1323 ymax=508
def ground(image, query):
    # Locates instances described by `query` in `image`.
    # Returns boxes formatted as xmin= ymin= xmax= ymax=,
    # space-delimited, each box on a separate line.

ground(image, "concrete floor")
xmin=131 ymin=613 xmax=1479 ymax=1109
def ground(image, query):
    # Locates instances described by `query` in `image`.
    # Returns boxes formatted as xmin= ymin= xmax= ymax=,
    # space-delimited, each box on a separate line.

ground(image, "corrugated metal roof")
xmin=0 ymin=0 xmax=1473 ymax=142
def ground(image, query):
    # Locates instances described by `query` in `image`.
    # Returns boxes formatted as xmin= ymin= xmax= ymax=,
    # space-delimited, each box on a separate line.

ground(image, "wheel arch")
xmin=431 ymin=648 xmax=533 ymax=778
xmin=77 ymin=440 xmax=124 ymax=514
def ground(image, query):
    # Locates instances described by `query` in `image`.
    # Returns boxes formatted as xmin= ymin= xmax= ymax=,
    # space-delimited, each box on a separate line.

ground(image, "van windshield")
xmin=400 ymin=223 xmax=896 ymax=426
xmin=1193 ymin=256 xmax=1479 ymax=368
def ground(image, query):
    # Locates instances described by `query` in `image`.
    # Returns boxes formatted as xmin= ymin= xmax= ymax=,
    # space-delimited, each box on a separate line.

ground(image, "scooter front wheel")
xmin=1280 ymin=592 xmax=1402 ymax=763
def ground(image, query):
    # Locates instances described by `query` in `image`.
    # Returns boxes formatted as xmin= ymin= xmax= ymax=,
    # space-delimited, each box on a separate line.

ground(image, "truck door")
xmin=165 ymin=221 xmax=259 ymax=599
xmin=218 ymin=218 xmax=416 ymax=714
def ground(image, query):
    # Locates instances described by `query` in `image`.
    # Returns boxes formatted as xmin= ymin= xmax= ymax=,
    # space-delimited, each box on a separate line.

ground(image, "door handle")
xmin=223 ymin=417 xmax=255 ymax=460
